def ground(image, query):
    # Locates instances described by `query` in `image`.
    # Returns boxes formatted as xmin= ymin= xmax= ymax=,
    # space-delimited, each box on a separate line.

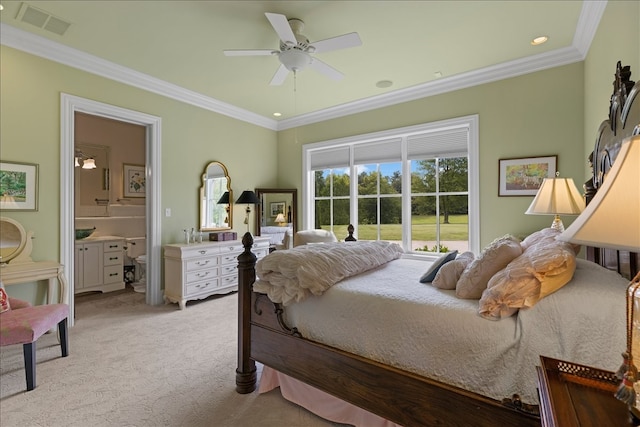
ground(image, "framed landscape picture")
xmin=270 ymin=201 xmax=286 ymax=217
xmin=498 ymin=155 xmax=557 ymax=196
xmin=0 ymin=161 xmax=39 ymax=211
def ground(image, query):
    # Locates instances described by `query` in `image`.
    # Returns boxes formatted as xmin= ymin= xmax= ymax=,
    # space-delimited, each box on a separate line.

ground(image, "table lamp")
xmin=525 ymin=172 xmax=585 ymax=232
xmin=557 ymin=135 xmax=640 ymax=415
xmin=217 ymin=191 xmax=230 ymax=225
xmin=275 ymin=213 xmax=286 ymax=226
xmin=235 ymin=190 xmax=260 ymax=233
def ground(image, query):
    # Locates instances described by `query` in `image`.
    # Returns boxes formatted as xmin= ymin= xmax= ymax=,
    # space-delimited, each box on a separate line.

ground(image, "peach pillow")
xmin=478 ymin=237 xmax=577 ymax=320
xmin=431 ymin=252 xmax=475 ymax=290
xmin=456 ymin=235 xmax=522 ymax=299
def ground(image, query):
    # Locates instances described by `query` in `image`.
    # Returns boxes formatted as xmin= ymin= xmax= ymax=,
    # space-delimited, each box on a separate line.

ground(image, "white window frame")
xmin=302 ymin=115 xmax=480 ymax=255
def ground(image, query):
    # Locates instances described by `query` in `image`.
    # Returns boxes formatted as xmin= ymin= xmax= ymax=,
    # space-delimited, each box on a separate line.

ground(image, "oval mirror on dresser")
xmin=0 ymin=217 xmax=29 ymax=264
xmin=199 ymin=161 xmax=232 ymax=231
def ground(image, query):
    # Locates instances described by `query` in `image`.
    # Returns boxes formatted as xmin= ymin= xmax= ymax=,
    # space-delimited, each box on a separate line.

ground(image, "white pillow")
xmin=432 ymin=251 xmax=475 ymax=289
xmin=294 ymin=229 xmax=338 ymax=246
xmin=456 ymin=235 xmax=522 ymax=299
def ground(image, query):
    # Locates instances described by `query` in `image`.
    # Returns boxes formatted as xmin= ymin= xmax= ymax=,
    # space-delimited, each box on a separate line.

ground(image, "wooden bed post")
xmin=236 ymin=232 xmax=257 ymax=393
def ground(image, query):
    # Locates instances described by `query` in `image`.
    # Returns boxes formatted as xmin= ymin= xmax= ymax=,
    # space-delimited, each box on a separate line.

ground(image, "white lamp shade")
xmin=558 ymin=135 xmax=640 ymax=252
xmin=525 ymin=177 xmax=585 ymax=216
xmin=82 ymin=158 xmax=97 ymax=169
xmin=275 ymin=213 xmax=286 ymax=224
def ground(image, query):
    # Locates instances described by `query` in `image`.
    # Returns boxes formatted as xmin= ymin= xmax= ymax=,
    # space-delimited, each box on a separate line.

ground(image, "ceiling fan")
xmin=223 ymin=13 xmax=362 ymax=86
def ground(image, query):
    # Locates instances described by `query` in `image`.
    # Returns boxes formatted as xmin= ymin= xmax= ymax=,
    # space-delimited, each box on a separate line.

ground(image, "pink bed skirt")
xmin=258 ymin=365 xmax=402 ymax=427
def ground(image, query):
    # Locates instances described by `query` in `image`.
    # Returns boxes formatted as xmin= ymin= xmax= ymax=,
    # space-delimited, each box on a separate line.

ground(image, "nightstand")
xmin=537 ymin=356 xmax=635 ymax=427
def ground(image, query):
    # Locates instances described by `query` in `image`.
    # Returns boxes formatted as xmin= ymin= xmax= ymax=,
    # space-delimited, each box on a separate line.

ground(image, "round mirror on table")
xmin=0 ymin=217 xmax=30 ymax=264
xmin=199 ymin=161 xmax=233 ymax=231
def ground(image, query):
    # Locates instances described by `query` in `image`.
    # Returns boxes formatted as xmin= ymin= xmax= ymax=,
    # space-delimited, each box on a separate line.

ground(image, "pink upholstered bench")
xmin=0 ymin=300 xmax=69 ymax=391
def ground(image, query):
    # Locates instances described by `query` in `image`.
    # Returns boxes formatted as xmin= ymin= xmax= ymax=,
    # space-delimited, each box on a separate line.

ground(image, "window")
xmin=302 ymin=116 xmax=479 ymax=255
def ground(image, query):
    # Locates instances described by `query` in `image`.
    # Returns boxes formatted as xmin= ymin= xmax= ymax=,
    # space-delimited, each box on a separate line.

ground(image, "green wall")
xmin=584 ymin=0 xmax=640 ymax=171
xmin=0 ymin=46 xmax=277 ymax=302
xmin=279 ymin=63 xmax=585 ymax=248
xmin=279 ymin=1 xmax=640 ymax=249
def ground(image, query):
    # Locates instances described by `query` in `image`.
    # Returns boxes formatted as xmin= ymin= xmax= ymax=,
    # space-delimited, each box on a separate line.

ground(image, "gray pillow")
xmin=419 ymin=250 xmax=458 ymax=283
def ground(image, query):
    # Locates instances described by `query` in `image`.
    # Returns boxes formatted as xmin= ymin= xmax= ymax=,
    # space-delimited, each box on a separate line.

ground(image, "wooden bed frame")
xmin=235 ymin=62 xmax=639 ymax=426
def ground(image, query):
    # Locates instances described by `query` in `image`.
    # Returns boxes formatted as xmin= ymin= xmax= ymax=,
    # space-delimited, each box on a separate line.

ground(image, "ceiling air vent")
xmin=16 ymin=3 xmax=71 ymax=36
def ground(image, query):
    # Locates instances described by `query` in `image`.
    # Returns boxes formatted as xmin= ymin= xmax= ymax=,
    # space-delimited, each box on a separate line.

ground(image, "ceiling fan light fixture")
xmin=278 ymin=49 xmax=311 ymax=72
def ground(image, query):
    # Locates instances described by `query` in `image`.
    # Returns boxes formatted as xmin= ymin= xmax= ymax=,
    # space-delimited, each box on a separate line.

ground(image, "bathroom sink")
xmin=75 ymin=227 xmax=96 ymax=240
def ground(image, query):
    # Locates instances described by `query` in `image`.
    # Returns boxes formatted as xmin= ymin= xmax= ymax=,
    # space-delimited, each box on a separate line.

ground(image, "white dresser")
xmin=163 ymin=236 xmax=270 ymax=309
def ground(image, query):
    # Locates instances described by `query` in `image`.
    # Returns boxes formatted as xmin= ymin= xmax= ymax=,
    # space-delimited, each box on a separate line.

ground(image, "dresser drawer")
xmin=186 ymin=267 xmax=218 ymax=283
xmin=186 ymin=257 xmax=218 ymax=271
xmin=104 ymin=251 xmax=123 ymax=266
xmin=219 ymin=263 xmax=236 ymax=276
xmin=252 ymin=240 xmax=270 ymax=251
xmin=222 ymin=243 xmax=243 ymax=253
xmin=103 ymin=240 xmax=124 ymax=253
xmin=103 ymin=265 xmax=123 ymax=284
xmin=186 ymin=278 xmax=219 ymax=296
xmin=220 ymin=273 xmax=238 ymax=288
xmin=254 ymin=249 xmax=269 ymax=259
xmin=221 ymin=253 xmax=241 ymax=265
xmin=182 ymin=246 xmax=219 ymax=259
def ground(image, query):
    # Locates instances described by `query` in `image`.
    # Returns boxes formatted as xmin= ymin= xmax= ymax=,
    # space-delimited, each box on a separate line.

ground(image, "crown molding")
xmin=1 ymin=1 xmax=604 ymax=131
xmin=0 ymin=23 xmax=278 ymax=131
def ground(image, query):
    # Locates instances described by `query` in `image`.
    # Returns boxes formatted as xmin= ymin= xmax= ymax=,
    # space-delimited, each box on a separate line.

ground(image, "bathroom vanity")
xmin=74 ymin=237 xmax=125 ymax=294
xmin=163 ymin=236 xmax=270 ymax=309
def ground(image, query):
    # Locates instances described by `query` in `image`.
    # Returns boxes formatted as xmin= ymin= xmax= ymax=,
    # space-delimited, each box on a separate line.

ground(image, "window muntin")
xmin=304 ymin=116 xmax=479 ymax=255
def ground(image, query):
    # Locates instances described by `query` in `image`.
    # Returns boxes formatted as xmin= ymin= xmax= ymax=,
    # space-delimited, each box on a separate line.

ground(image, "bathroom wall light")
xmin=82 ymin=158 xmax=97 ymax=169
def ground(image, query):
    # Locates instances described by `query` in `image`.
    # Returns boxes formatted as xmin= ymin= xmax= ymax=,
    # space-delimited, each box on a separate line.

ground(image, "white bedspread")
xmin=277 ymin=258 xmax=627 ymax=404
xmin=254 ymin=241 xmax=404 ymax=306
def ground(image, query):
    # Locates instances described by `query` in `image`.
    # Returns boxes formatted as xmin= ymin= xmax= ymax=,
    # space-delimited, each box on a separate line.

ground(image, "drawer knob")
xmin=199 ymin=250 xmax=207 ymax=255
xmin=110 ymin=272 xmax=119 ymax=277
xmin=197 ymin=272 xmax=210 ymax=278
xmin=109 ymin=257 xmax=118 ymax=261
xmin=196 ymin=260 xmax=210 ymax=266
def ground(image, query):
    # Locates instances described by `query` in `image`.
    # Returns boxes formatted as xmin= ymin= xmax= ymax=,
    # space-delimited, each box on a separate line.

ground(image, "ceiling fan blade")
xmin=223 ymin=49 xmax=275 ymax=57
xmin=265 ymin=13 xmax=297 ymax=46
xmin=309 ymin=58 xmax=344 ymax=81
xmin=311 ymin=32 xmax=362 ymax=53
xmin=269 ymin=64 xmax=290 ymax=86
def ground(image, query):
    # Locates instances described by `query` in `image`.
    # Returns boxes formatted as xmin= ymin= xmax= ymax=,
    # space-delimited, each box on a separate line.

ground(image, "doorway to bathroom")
xmin=74 ymin=112 xmax=147 ymax=302
xmin=61 ymin=94 xmax=163 ymax=326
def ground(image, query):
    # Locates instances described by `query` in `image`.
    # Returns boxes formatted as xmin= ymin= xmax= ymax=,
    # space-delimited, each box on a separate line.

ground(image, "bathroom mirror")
xmin=200 ymin=161 xmax=232 ymax=231
xmin=255 ymin=188 xmax=297 ymax=248
xmin=0 ymin=216 xmax=31 ymax=264
xmin=75 ymin=143 xmax=110 ymax=215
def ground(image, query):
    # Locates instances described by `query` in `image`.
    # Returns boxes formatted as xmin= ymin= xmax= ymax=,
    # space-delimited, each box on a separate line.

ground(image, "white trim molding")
xmin=2 ymin=2 xmax=605 ymax=131
xmin=61 ymin=94 xmax=163 ymax=325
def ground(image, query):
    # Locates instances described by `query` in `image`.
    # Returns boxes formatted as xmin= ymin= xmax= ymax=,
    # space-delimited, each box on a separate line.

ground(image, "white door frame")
xmin=61 ymin=94 xmax=163 ymax=325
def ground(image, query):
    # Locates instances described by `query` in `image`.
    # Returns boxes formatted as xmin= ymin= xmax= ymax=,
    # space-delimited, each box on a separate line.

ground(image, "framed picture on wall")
xmin=123 ymin=164 xmax=146 ymax=198
xmin=498 ymin=155 xmax=557 ymax=196
xmin=270 ymin=201 xmax=286 ymax=217
xmin=0 ymin=161 xmax=39 ymax=211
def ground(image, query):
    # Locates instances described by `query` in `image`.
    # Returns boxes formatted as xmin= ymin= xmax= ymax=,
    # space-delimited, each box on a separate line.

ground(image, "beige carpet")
xmin=0 ymin=289 xmax=347 ymax=426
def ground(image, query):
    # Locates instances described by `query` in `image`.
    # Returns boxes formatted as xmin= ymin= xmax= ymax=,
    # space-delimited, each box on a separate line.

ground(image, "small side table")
xmin=537 ymin=356 xmax=636 ymax=427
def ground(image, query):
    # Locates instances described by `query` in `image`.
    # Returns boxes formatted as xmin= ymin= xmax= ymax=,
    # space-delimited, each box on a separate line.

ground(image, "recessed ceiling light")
xmin=376 ymin=80 xmax=393 ymax=88
xmin=273 ymin=112 xmax=282 ymax=117
xmin=531 ymin=36 xmax=549 ymax=46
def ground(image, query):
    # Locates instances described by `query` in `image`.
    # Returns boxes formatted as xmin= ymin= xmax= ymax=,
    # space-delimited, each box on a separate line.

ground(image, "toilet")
xmin=125 ymin=237 xmax=146 ymax=293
